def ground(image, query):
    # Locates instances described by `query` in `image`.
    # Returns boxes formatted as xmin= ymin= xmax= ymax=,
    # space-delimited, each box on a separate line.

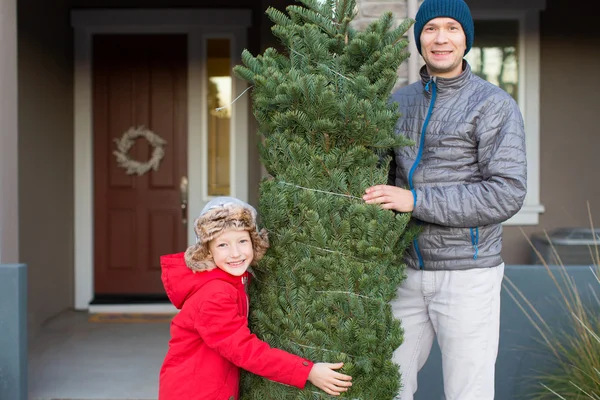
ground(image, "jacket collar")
xmin=419 ymin=60 xmax=472 ymax=97
xmin=160 ymin=252 xmax=248 ymax=309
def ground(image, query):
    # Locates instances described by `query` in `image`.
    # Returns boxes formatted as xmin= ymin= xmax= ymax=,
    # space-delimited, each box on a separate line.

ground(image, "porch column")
xmin=0 ymin=0 xmax=19 ymax=264
xmin=0 ymin=1 xmax=26 ymax=400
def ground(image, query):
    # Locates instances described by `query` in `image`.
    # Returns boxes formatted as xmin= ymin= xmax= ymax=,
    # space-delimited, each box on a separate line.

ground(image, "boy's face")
xmin=208 ymin=229 xmax=254 ymax=277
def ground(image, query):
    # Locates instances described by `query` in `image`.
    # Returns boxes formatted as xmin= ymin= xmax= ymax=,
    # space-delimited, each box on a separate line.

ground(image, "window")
xmin=207 ymin=38 xmax=232 ymax=196
xmin=466 ymin=21 xmax=519 ymax=101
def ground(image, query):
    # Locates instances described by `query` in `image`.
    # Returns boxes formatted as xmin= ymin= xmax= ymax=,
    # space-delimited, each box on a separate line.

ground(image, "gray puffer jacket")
xmin=390 ymin=62 xmax=527 ymax=271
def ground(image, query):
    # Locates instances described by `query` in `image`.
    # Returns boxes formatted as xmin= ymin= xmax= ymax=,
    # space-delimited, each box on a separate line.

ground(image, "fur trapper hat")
xmin=184 ymin=197 xmax=269 ymax=272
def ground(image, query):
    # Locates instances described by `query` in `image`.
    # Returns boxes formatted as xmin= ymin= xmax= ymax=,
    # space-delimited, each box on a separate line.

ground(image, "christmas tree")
xmin=233 ymin=0 xmax=415 ymax=397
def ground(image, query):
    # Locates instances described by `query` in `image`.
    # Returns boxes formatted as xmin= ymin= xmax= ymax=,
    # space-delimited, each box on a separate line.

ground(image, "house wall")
xmin=19 ymin=0 xmax=596 ymax=335
xmin=502 ymin=0 xmax=600 ymax=264
xmin=18 ymin=0 xmax=74 ymax=339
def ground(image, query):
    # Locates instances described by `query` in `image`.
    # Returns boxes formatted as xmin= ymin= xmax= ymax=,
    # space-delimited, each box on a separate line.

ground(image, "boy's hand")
xmin=307 ymin=362 xmax=352 ymax=396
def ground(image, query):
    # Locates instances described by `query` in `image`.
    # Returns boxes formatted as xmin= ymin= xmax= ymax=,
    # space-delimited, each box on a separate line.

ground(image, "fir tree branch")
xmin=289 ymin=48 xmax=352 ymax=81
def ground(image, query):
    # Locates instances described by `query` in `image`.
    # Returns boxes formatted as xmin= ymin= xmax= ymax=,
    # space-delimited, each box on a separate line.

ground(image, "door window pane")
xmin=207 ymin=38 xmax=231 ymax=196
xmin=465 ymin=20 xmax=519 ymax=101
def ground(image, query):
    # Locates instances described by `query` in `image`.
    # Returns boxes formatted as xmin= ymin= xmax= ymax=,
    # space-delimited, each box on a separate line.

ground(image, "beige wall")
xmin=502 ymin=0 xmax=600 ymax=264
xmin=18 ymin=0 xmax=73 ymax=338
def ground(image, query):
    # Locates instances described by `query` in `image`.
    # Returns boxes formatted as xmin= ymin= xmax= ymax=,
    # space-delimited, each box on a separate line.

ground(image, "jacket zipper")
xmin=470 ymin=227 xmax=479 ymax=260
xmin=241 ymin=275 xmax=249 ymax=316
xmin=409 ymin=77 xmax=437 ymax=270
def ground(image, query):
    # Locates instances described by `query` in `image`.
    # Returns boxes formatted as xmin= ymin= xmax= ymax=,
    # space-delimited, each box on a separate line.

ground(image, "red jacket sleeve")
xmin=194 ymin=281 xmax=313 ymax=389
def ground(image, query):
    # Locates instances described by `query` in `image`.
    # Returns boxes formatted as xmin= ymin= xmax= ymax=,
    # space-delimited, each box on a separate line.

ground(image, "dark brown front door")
xmin=93 ymin=34 xmax=188 ymax=296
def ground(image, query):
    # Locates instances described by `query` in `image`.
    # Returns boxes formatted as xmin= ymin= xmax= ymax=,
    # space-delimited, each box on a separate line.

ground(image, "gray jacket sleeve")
xmin=412 ymin=98 xmax=527 ymax=228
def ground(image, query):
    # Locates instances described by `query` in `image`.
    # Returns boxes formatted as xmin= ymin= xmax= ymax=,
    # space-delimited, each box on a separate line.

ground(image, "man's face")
xmin=420 ymin=17 xmax=467 ymax=79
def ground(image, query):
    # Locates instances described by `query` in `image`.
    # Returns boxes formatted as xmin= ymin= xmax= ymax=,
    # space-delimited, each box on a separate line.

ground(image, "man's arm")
xmin=365 ymin=98 xmax=527 ymax=227
xmin=412 ymin=98 xmax=527 ymax=227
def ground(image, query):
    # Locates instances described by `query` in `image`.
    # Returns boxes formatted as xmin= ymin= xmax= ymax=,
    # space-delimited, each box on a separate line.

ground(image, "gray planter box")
xmin=0 ymin=264 xmax=28 ymax=400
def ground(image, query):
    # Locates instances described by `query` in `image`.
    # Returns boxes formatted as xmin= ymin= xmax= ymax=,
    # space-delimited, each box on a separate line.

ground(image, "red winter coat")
xmin=158 ymin=252 xmax=313 ymax=400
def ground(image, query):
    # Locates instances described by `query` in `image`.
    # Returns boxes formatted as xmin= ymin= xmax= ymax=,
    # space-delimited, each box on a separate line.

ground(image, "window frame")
xmin=198 ymin=32 xmax=250 ymax=206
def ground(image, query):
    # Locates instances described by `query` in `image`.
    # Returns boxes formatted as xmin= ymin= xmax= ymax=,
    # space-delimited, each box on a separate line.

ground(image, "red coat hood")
xmin=160 ymin=252 xmax=248 ymax=309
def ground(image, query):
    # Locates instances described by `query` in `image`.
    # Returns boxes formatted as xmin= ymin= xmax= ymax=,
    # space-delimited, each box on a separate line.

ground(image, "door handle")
xmin=180 ymin=176 xmax=188 ymax=225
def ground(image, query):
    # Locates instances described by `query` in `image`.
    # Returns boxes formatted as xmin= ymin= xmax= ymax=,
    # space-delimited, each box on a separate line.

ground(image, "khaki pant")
xmin=391 ymin=263 xmax=505 ymax=400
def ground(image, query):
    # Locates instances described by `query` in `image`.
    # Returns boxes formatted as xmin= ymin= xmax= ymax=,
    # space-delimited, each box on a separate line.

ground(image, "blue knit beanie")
xmin=414 ymin=0 xmax=474 ymax=56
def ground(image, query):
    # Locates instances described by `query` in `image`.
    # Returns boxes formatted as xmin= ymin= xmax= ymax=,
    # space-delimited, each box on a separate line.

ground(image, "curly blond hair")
xmin=184 ymin=201 xmax=269 ymax=272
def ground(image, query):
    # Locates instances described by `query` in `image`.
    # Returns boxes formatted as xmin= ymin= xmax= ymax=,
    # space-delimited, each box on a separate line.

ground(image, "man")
xmin=363 ymin=0 xmax=527 ymax=398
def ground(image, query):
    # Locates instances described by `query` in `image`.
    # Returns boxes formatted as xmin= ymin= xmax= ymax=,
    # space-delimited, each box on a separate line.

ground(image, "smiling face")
xmin=208 ymin=229 xmax=254 ymax=277
xmin=420 ymin=17 xmax=467 ymax=79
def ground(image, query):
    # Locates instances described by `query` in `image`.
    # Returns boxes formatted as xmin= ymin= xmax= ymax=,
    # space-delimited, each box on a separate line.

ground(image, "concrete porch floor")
xmin=28 ymin=310 xmax=171 ymax=400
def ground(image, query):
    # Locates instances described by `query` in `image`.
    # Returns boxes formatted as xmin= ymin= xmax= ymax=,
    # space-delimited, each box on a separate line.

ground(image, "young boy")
xmin=159 ymin=196 xmax=352 ymax=399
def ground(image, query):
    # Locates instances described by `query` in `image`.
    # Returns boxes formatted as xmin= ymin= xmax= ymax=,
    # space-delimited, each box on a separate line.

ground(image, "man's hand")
xmin=363 ymin=185 xmax=414 ymax=212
